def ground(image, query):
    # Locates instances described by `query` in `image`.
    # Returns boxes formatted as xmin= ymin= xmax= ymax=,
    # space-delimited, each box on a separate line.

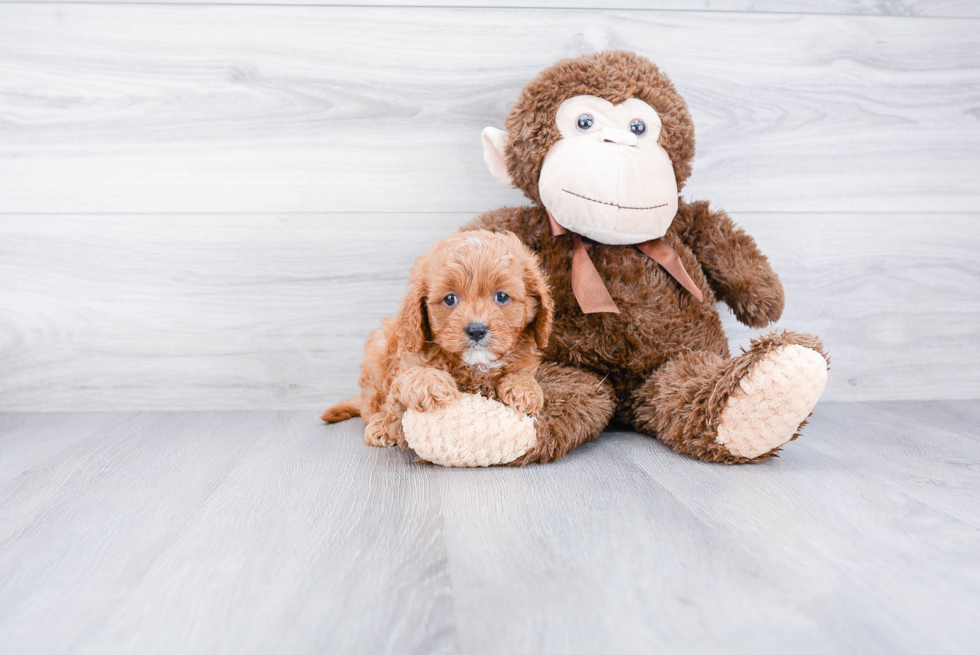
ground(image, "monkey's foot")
xmin=402 ymin=393 xmax=536 ymax=467
xmin=715 ymin=344 xmax=829 ymax=460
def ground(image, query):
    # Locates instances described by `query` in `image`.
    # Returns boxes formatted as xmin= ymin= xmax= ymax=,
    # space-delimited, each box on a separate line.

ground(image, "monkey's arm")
xmin=673 ymin=200 xmax=784 ymax=328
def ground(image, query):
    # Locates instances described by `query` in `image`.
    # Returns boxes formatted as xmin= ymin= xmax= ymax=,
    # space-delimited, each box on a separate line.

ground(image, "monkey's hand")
xmin=391 ymin=367 xmax=461 ymax=412
xmin=673 ymin=200 xmax=785 ymax=328
xmin=401 ymin=394 xmax=536 ymax=467
xmin=724 ymin=263 xmax=785 ymax=328
xmin=497 ymin=373 xmax=545 ymax=415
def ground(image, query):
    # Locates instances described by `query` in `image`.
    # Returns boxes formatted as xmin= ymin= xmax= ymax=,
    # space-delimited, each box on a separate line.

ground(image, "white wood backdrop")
xmin=1 ymin=3 xmax=978 ymax=410
xmin=3 ymin=1 xmax=979 ymax=15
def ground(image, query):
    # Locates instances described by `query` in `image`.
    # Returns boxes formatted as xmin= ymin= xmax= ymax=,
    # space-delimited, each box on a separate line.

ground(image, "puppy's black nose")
xmin=465 ymin=323 xmax=489 ymax=342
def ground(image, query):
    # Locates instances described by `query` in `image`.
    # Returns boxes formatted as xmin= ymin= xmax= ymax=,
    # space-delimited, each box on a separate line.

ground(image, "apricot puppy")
xmin=321 ymin=229 xmax=553 ymax=450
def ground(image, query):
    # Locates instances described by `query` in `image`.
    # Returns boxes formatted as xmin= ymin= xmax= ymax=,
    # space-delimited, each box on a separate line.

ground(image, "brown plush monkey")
xmin=401 ymin=51 xmax=829 ymax=466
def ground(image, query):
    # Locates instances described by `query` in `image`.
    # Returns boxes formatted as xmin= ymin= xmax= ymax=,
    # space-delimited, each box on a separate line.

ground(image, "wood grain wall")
xmin=1 ymin=3 xmax=978 ymax=410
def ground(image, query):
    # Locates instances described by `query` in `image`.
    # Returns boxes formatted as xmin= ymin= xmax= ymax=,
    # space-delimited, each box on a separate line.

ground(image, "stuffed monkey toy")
xmin=402 ymin=51 xmax=829 ymax=467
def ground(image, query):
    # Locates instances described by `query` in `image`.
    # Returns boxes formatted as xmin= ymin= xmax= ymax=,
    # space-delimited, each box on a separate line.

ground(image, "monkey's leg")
xmin=510 ymin=363 xmax=616 ymax=465
xmin=631 ymin=331 xmax=829 ymax=463
xmin=400 ymin=363 xmax=615 ymax=467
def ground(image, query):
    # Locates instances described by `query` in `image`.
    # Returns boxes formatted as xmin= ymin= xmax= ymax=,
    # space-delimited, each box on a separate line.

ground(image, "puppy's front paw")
xmin=498 ymin=373 xmax=545 ymax=415
xmin=393 ymin=367 xmax=461 ymax=412
xmin=364 ymin=414 xmax=397 ymax=447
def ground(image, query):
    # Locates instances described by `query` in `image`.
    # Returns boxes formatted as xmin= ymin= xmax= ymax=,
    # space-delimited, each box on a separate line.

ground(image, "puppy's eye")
xmin=494 ymin=292 xmax=510 ymax=305
xmin=576 ymin=114 xmax=594 ymax=132
xmin=629 ymin=119 xmax=646 ymax=136
xmin=443 ymin=294 xmax=458 ymax=307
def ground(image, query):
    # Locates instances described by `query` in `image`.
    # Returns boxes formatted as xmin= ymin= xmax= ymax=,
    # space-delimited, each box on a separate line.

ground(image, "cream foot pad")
xmin=402 ymin=393 xmax=537 ymax=467
xmin=716 ymin=345 xmax=829 ymax=460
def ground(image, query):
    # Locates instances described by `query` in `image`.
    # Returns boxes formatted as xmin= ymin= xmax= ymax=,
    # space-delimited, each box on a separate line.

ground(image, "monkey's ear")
xmin=482 ymin=127 xmax=513 ymax=185
xmin=395 ymin=258 xmax=430 ymax=353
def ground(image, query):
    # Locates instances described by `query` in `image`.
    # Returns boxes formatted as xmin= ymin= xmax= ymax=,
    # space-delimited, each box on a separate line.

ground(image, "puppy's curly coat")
xmin=321 ymin=229 xmax=553 ymax=449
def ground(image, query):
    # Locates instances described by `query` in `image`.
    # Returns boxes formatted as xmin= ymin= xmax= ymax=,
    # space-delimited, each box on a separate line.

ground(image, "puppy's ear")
xmin=395 ymin=257 xmax=430 ymax=353
xmin=523 ymin=252 xmax=554 ymax=350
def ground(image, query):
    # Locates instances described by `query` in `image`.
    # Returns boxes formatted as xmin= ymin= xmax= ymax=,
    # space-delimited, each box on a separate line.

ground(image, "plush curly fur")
xmin=464 ymin=51 xmax=829 ymax=464
xmin=321 ymin=230 xmax=553 ymax=449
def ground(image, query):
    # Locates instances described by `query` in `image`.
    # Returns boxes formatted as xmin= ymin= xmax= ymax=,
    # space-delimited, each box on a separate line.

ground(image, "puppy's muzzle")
xmin=464 ymin=322 xmax=489 ymax=343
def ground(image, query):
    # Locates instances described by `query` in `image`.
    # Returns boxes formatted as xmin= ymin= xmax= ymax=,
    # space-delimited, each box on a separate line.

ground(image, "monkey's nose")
xmin=601 ymin=127 xmax=638 ymax=147
xmin=464 ymin=323 xmax=489 ymax=342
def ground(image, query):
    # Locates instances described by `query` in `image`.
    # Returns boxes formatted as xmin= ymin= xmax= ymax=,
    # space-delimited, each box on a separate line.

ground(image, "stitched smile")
xmin=562 ymin=189 xmax=667 ymax=211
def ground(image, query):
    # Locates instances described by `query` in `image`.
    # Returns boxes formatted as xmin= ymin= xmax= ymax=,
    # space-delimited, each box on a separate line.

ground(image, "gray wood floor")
xmin=1 ymin=402 xmax=978 ymax=654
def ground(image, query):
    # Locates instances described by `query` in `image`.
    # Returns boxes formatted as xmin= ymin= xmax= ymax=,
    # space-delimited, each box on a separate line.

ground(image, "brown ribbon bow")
xmin=546 ymin=210 xmax=704 ymax=314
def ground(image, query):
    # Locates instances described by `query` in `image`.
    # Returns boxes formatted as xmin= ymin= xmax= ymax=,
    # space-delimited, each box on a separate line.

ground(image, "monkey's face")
xmin=537 ymin=96 xmax=679 ymax=245
xmin=483 ymin=53 xmax=696 ymax=245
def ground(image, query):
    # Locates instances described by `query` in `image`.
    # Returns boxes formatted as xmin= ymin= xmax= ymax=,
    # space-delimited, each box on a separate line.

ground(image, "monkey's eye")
xmin=494 ymin=292 xmax=510 ymax=305
xmin=576 ymin=114 xmax=595 ymax=132
xmin=443 ymin=294 xmax=458 ymax=307
xmin=629 ymin=119 xmax=646 ymax=136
